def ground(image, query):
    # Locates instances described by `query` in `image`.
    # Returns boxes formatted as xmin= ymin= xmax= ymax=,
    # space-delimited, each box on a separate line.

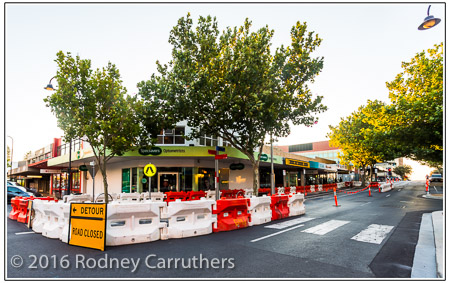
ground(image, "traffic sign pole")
xmin=215 ymin=159 xmax=219 ymax=200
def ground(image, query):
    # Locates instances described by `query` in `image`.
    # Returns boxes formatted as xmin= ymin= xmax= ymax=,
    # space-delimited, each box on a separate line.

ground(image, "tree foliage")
xmin=328 ymin=100 xmax=397 ymax=186
xmin=139 ymin=14 xmax=326 ymax=194
xmin=385 ymin=43 xmax=443 ymax=165
xmin=393 ymin=165 xmax=412 ymax=180
xmin=44 ymin=51 xmax=155 ymax=202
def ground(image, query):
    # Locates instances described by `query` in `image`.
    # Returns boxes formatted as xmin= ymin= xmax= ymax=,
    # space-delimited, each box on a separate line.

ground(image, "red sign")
xmin=215 ymin=154 xmax=228 ymax=160
xmin=208 ymin=150 xmax=217 ymax=155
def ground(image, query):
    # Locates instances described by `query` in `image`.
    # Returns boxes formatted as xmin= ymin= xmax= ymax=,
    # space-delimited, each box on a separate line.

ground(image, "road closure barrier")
xmin=165 ymin=191 xmax=187 ymax=202
xmin=288 ymin=193 xmax=305 ymax=217
xmin=270 ymin=194 xmax=290 ymax=220
xmin=31 ymin=199 xmax=59 ymax=233
xmin=185 ymin=191 xmax=206 ymax=201
xmin=160 ymin=198 xmax=215 ymax=239
xmin=247 ymin=195 xmax=272 ymax=226
xmin=42 ymin=202 xmax=66 ymax=239
xmin=119 ymin=192 xmax=141 ymax=202
xmin=212 ymin=198 xmax=250 ymax=232
xmin=317 ymin=184 xmax=323 ymax=192
xmin=9 ymin=197 xmax=22 ymax=220
xmin=63 ymin=194 xmax=92 ymax=203
xmin=106 ymin=202 xmax=167 ymax=246
xmin=141 ymin=192 xmax=165 ymax=202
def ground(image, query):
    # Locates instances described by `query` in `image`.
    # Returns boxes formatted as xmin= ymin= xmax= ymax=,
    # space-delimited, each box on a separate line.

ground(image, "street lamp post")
xmin=44 ymin=77 xmax=72 ymax=196
xmin=270 ymin=133 xmax=275 ymax=195
xmin=7 ymin=135 xmax=13 ymax=180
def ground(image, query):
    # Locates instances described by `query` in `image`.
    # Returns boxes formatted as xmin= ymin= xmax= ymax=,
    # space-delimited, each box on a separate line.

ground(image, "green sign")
xmin=79 ymin=165 xmax=89 ymax=172
xmin=260 ymin=154 xmax=269 ymax=162
xmin=141 ymin=178 xmax=147 ymax=184
xmin=230 ymin=163 xmax=245 ymax=170
xmin=139 ymin=147 xmax=162 ymax=156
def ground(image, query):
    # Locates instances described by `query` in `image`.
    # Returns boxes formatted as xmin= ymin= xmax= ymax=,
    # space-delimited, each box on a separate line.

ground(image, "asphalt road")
xmin=6 ymin=181 xmax=443 ymax=279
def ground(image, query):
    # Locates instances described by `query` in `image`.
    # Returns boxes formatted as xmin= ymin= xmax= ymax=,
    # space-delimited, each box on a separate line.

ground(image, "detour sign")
xmin=69 ymin=203 xmax=107 ymax=251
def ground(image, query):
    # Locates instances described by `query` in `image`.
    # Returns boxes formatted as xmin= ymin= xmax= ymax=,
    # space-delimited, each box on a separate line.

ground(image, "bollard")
xmin=426 ymin=179 xmax=429 ymax=195
xmin=333 ymin=188 xmax=340 ymax=207
xmin=368 ymin=187 xmax=372 ymax=197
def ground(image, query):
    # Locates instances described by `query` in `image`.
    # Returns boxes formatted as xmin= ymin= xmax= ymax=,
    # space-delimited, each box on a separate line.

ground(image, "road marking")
xmin=360 ymin=202 xmax=371 ymax=206
xmin=386 ymin=194 xmax=391 ymax=198
xmin=398 ymin=189 xmax=402 ymax=192
xmin=400 ymin=201 xmax=413 ymax=203
xmin=15 ymin=231 xmax=35 ymax=235
xmin=264 ymin=217 xmax=314 ymax=229
xmin=302 ymin=220 xmax=350 ymax=235
xmin=433 ymin=186 xmax=438 ymax=193
xmin=351 ymin=224 xmax=394 ymax=244
xmin=251 ymin=224 xmax=305 ymax=243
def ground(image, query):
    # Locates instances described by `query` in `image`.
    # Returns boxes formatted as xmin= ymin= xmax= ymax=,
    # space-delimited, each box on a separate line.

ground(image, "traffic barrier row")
xmin=15 ymin=191 xmax=310 ymax=247
xmin=9 ymin=196 xmax=57 ymax=223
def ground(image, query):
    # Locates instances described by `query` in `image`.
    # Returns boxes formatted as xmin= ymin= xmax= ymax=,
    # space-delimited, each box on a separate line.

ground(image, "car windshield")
xmin=432 ymin=174 xmax=442 ymax=177
xmin=7 ymin=186 xmax=22 ymax=193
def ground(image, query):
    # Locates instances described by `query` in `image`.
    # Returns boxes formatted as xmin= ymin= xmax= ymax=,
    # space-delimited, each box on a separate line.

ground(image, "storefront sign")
xmin=230 ymin=163 xmax=245 ymax=170
xmin=79 ymin=165 xmax=88 ymax=171
xmin=144 ymin=163 xmax=157 ymax=177
xmin=139 ymin=147 xmax=162 ymax=156
xmin=69 ymin=203 xmax=107 ymax=251
xmin=260 ymin=154 xmax=269 ymax=161
xmin=40 ymin=169 xmax=62 ymax=174
xmin=141 ymin=178 xmax=147 ymax=184
xmin=285 ymin=158 xmax=310 ymax=168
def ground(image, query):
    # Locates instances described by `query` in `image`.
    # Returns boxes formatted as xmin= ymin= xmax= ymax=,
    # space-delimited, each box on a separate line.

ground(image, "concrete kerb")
xmin=432 ymin=211 xmax=444 ymax=278
xmin=411 ymin=213 xmax=437 ymax=278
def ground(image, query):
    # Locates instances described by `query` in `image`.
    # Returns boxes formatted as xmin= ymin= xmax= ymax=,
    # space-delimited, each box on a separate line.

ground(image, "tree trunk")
xmin=361 ymin=165 xmax=366 ymax=187
xmin=99 ymin=159 xmax=109 ymax=204
xmin=252 ymin=160 xmax=260 ymax=196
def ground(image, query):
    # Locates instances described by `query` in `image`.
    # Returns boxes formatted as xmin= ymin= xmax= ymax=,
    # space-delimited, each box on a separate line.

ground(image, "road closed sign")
xmin=68 ymin=203 xmax=107 ymax=251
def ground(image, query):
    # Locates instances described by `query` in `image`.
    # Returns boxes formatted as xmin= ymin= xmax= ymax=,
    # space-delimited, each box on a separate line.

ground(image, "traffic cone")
xmin=368 ymin=187 xmax=372 ymax=197
xmin=333 ymin=188 xmax=340 ymax=207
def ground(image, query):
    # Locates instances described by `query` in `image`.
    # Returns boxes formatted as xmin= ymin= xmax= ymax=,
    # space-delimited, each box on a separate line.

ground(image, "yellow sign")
xmin=144 ymin=163 xmax=157 ymax=177
xmin=69 ymin=203 xmax=106 ymax=251
xmin=285 ymin=158 xmax=310 ymax=168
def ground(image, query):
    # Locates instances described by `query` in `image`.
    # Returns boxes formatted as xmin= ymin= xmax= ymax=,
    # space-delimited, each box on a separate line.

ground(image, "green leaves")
xmin=139 ymin=14 xmax=326 ymax=193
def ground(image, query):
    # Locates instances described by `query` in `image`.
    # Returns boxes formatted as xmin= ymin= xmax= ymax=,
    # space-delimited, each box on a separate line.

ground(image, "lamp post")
xmin=270 ymin=133 xmax=275 ymax=195
xmin=418 ymin=5 xmax=441 ymax=30
xmin=44 ymin=77 xmax=72 ymax=196
xmin=7 ymin=135 xmax=13 ymax=180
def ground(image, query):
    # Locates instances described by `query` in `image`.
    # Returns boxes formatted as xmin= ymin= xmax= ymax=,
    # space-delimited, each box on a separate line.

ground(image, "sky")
xmin=4 ymin=2 xmax=445 ymax=164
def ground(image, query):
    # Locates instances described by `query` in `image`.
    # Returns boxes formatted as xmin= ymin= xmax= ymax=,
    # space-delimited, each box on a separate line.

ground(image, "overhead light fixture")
xmin=418 ymin=5 xmax=441 ymax=30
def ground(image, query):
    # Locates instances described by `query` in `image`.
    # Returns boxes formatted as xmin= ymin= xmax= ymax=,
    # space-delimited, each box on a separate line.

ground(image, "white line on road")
xmin=400 ymin=201 xmax=413 ymax=203
xmin=386 ymin=194 xmax=391 ymax=198
xmin=15 ymin=231 xmax=35 ymax=235
xmin=360 ymin=202 xmax=372 ymax=206
xmin=433 ymin=186 xmax=438 ymax=193
xmin=251 ymin=224 xmax=305 ymax=242
xmin=264 ymin=217 xmax=314 ymax=229
xmin=351 ymin=224 xmax=394 ymax=244
xmin=302 ymin=220 xmax=350 ymax=235
xmin=398 ymin=189 xmax=402 ymax=192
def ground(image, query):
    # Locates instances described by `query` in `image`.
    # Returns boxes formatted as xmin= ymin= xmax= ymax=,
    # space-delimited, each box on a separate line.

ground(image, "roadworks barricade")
xmin=205 ymin=190 xmax=217 ymax=200
xmin=9 ymin=197 xmax=23 ymax=220
xmin=106 ymin=202 xmax=167 ymax=246
xmin=165 ymin=191 xmax=187 ymax=203
xmin=95 ymin=193 xmax=118 ymax=203
xmin=42 ymin=202 xmax=66 ymax=239
xmin=63 ymin=194 xmax=92 ymax=203
xmin=288 ymin=193 xmax=305 ymax=217
xmin=270 ymin=194 xmax=290 ymax=221
xmin=160 ymin=198 xmax=215 ymax=239
xmin=31 ymin=199 xmax=59 ymax=234
xmin=317 ymin=184 xmax=323 ymax=192
xmin=337 ymin=182 xmax=345 ymax=189
xmin=310 ymin=185 xmax=316 ymax=193
xmin=353 ymin=181 xmax=362 ymax=187
xmin=119 ymin=192 xmax=142 ymax=202
xmin=185 ymin=191 xmax=206 ymax=201
xmin=247 ymin=196 xmax=272 ymax=226
xmin=212 ymin=198 xmax=250 ymax=232
xmin=141 ymin=192 xmax=165 ymax=202
xmin=380 ymin=183 xmax=393 ymax=193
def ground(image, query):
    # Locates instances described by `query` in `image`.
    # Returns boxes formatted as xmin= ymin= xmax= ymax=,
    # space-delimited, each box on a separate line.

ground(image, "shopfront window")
xmin=122 ymin=168 xmax=130 ymax=193
xmin=157 ymin=127 xmax=186 ymax=145
xmin=198 ymin=168 xmax=215 ymax=190
xmin=199 ymin=135 xmax=218 ymax=146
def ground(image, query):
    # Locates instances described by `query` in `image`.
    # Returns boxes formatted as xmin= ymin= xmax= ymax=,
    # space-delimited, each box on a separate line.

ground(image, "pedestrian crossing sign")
xmin=144 ymin=163 xmax=157 ymax=177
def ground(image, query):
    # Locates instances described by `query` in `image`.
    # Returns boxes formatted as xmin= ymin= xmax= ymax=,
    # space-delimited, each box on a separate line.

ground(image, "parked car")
xmin=7 ymin=186 xmax=31 ymax=204
xmin=8 ymin=185 xmax=34 ymax=197
xmin=429 ymin=174 xmax=443 ymax=182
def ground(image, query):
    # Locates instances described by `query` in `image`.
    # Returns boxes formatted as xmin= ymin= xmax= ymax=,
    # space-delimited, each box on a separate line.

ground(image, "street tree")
xmin=393 ymin=165 xmax=412 ymax=180
xmin=328 ymin=100 xmax=398 ymax=186
xmin=24 ymin=151 xmax=32 ymax=160
xmin=138 ymin=14 xmax=326 ymax=194
xmin=7 ymin=146 xmax=11 ymax=169
xmin=44 ymin=51 xmax=153 ymax=203
xmin=385 ymin=43 xmax=443 ymax=166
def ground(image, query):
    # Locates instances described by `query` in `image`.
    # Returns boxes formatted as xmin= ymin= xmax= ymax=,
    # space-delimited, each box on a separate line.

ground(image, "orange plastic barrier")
xmin=258 ymin=188 xmax=271 ymax=196
xmin=345 ymin=182 xmax=352 ymax=187
xmin=270 ymin=195 xmax=290 ymax=221
xmin=165 ymin=191 xmax=187 ymax=203
xmin=15 ymin=196 xmax=57 ymax=223
xmin=8 ymin=197 xmax=22 ymax=220
xmin=185 ymin=191 xmax=206 ymax=201
xmin=284 ymin=187 xmax=291 ymax=194
xmin=213 ymin=198 xmax=250 ymax=232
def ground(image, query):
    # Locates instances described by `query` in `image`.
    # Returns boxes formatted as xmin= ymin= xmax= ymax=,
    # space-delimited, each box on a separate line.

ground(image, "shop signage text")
xmin=139 ymin=147 xmax=162 ymax=156
xmin=285 ymin=158 xmax=310 ymax=168
xmin=40 ymin=169 xmax=62 ymax=174
xmin=230 ymin=163 xmax=245 ymax=170
xmin=260 ymin=154 xmax=269 ymax=161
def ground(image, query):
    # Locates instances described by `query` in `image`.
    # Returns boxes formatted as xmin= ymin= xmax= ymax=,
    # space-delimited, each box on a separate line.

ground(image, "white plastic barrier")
xmin=290 ymin=186 xmax=297 ymax=193
xmin=247 ymin=195 xmax=272 ymax=226
xmin=41 ymin=202 xmax=67 ymax=239
xmin=141 ymin=192 xmax=165 ymax=202
xmin=380 ymin=183 xmax=393 ymax=193
xmin=288 ymin=193 xmax=306 ymax=216
xmin=317 ymin=184 xmax=323 ymax=192
xmin=106 ymin=202 xmax=167 ymax=246
xmin=276 ymin=187 xmax=285 ymax=194
xmin=95 ymin=193 xmax=118 ymax=203
xmin=309 ymin=185 xmax=316 ymax=193
xmin=59 ymin=204 xmax=72 ymax=243
xmin=31 ymin=199 xmax=57 ymax=234
xmin=119 ymin=193 xmax=142 ymax=202
xmin=205 ymin=190 xmax=217 ymax=200
xmin=393 ymin=181 xmax=407 ymax=189
xmin=63 ymin=194 xmax=92 ymax=203
xmin=244 ymin=189 xmax=253 ymax=198
xmin=353 ymin=181 xmax=362 ymax=187
xmin=337 ymin=182 xmax=345 ymax=189
xmin=160 ymin=198 xmax=215 ymax=239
